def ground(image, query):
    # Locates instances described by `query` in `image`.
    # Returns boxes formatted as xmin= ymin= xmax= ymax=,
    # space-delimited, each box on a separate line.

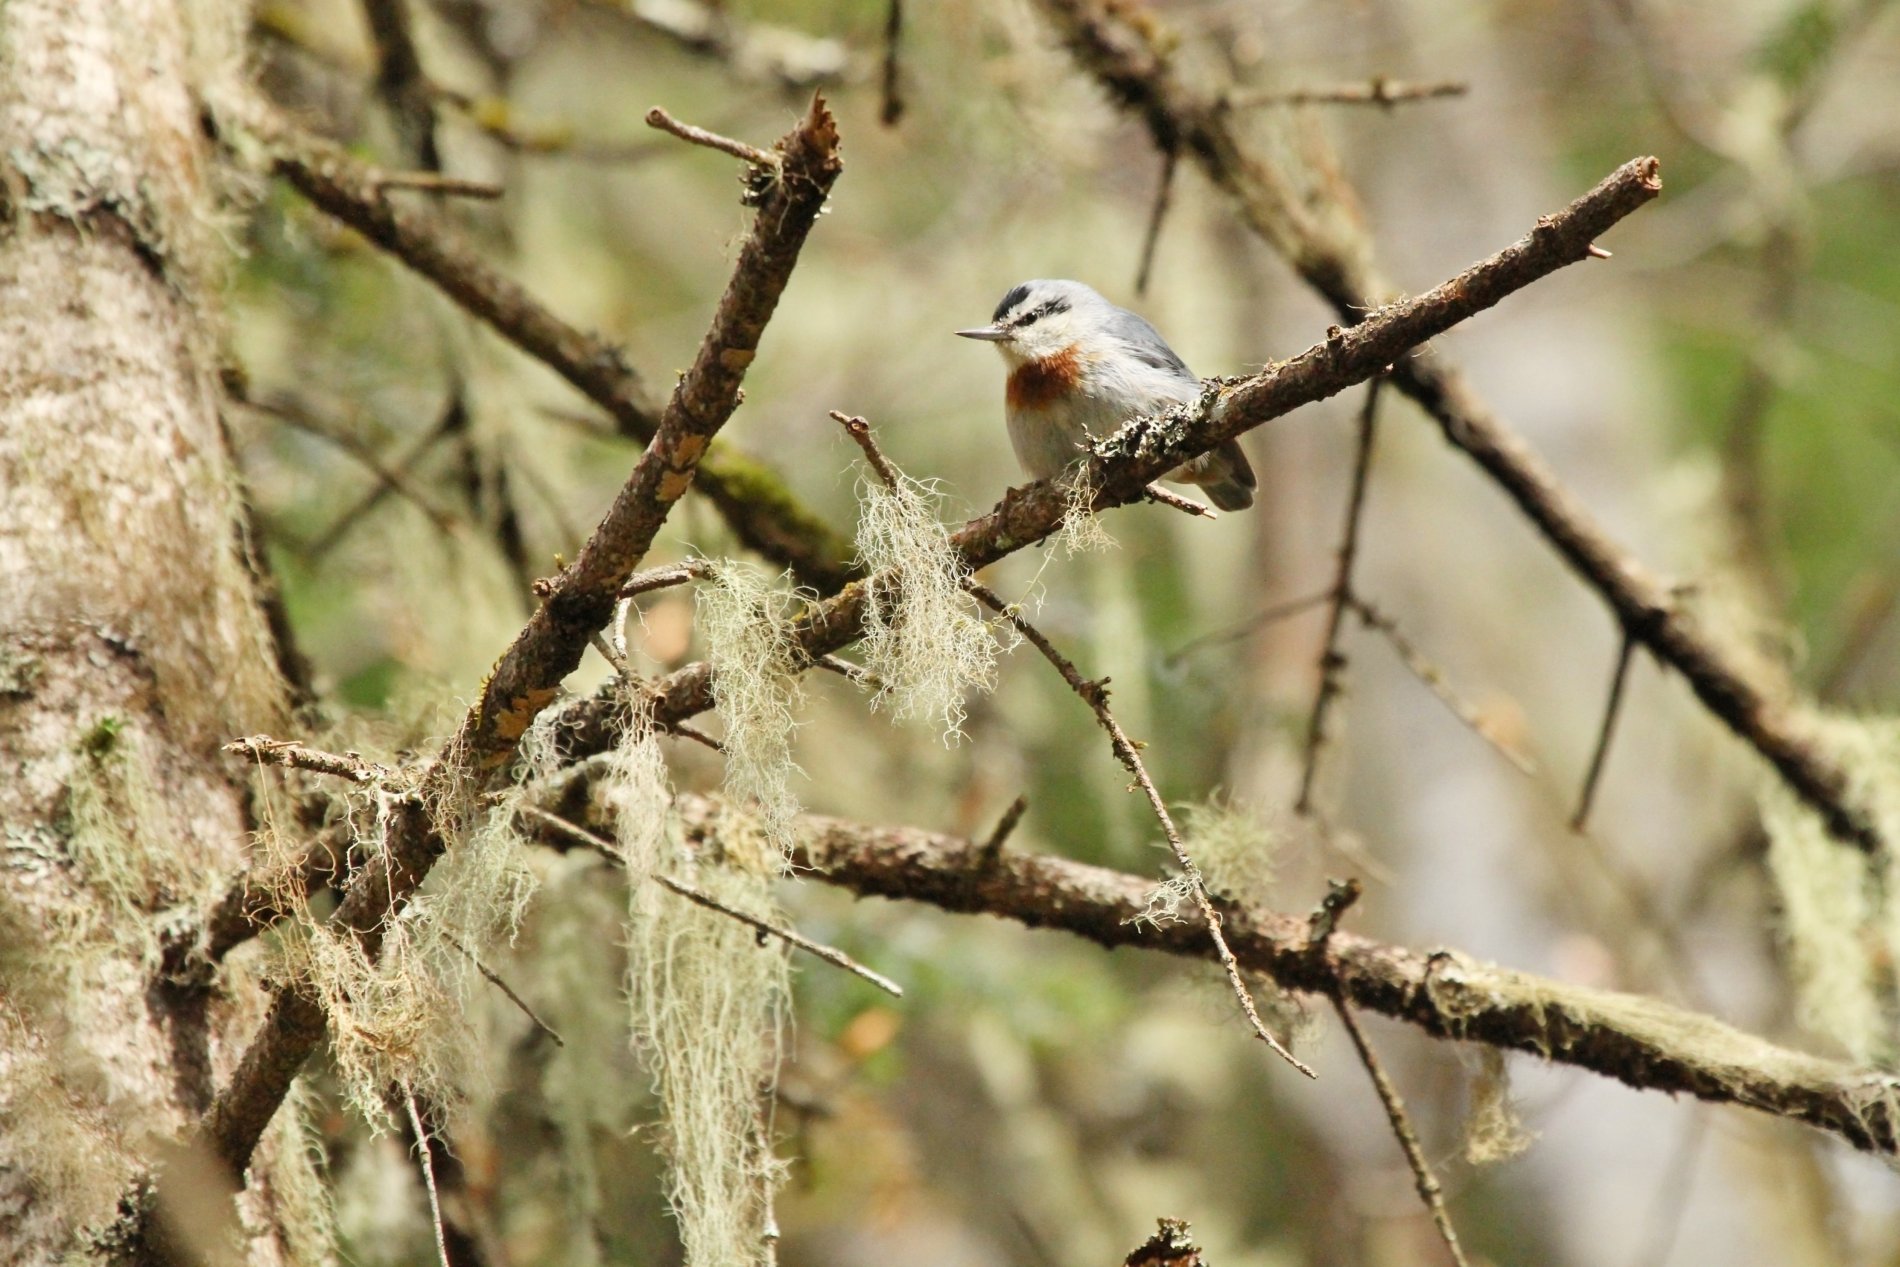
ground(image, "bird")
xmin=956 ymin=279 xmax=1256 ymax=512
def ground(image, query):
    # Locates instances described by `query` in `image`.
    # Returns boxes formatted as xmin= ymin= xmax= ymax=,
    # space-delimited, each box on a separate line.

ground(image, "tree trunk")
xmin=1 ymin=1 xmax=311 ymax=1260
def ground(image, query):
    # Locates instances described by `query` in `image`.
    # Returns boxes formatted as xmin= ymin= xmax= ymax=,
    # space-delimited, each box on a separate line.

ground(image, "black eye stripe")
xmin=1013 ymin=297 xmax=1072 ymax=328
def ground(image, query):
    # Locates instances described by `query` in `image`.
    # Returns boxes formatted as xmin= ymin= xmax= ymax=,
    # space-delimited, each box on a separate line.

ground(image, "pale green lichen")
xmin=1760 ymin=712 xmax=1900 ymax=1064
xmin=597 ymin=692 xmax=674 ymax=890
xmin=699 ymin=563 xmax=806 ymax=863
xmin=628 ymin=806 xmax=788 ymax=1267
xmin=267 ymin=778 xmax=538 ymax=1127
xmin=1462 ymin=1047 xmax=1536 ymax=1165
xmin=853 ymin=472 xmax=997 ymax=742
xmin=1055 ymin=461 xmax=1115 ymax=556
xmin=1179 ymin=797 xmax=1278 ymax=907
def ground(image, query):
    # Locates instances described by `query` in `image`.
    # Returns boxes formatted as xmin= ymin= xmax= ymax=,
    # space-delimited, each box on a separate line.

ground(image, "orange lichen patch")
xmin=659 ymin=468 xmax=698 ymax=502
xmin=1006 ymin=344 xmax=1084 ymax=411
xmin=487 ymin=685 xmax=561 ymax=752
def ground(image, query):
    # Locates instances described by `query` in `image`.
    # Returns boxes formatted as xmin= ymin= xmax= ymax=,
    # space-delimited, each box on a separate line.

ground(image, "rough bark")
xmin=0 ymin=1 xmax=303 ymax=1261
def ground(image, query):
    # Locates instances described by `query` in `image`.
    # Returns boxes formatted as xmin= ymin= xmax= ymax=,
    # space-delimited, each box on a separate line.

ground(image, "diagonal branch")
xmin=966 ymin=578 xmax=1313 ymax=1077
xmin=1029 ymin=0 xmax=1885 ymax=854
xmin=550 ymin=155 xmax=1666 ymax=760
xmin=236 ymin=102 xmax=859 ymax=593
xmin=1310 ymin=880 xmax=1473 ymax=1267
xmin=184 ymin=98 xmax=843 ymax=1208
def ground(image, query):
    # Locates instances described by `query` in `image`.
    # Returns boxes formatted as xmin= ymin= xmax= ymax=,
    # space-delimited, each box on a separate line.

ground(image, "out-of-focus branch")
xmin=359 ymin=0 xmax=440 ymax=169
xmin=1296 ymin=379 xmax=1381 ymax=813
xmin=739 ymin=802 xmax=1900 ymax=1156
xmin=1030 ymin=0 xmax=1886 ymax=856
xmin=1225 ymin=76 xmax=1468 ymax=109
xmin=236 ymin=103 xmax=859 ymax=593
xmin=176 ymin=99 xmax=843 ymax=1219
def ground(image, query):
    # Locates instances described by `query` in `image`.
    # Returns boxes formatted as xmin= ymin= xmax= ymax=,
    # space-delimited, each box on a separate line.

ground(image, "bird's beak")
xmin=955 ymin=324 xmax=1011 ymax=342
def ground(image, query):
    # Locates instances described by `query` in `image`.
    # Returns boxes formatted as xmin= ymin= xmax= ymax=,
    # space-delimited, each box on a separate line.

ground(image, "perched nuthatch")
xmin=957 ymin=279 xmax=1256 ymax=511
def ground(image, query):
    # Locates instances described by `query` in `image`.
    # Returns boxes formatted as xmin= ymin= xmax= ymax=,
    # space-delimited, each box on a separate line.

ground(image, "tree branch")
xmin=758 ymin=803 xmax=1900 ymax=1156
xmin=555 ymin=155 xmax=1665 ymax=759
xmin=186 ymin=98 xmax=843 ymax=1199
xmin=1029 ymin=0 xmax=1885 ymax=855
xmin=238 ymin=103 xmax=859 ymax=593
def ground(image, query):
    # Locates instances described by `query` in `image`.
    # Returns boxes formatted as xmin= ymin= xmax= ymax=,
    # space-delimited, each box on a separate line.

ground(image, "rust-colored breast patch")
xmin=1006 ymin=345 xmax=1084 ymax=411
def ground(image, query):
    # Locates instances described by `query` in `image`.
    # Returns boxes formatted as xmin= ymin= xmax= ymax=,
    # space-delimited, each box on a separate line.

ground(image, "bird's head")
xmin=956 ymin=279 xmax=1107 ymax=366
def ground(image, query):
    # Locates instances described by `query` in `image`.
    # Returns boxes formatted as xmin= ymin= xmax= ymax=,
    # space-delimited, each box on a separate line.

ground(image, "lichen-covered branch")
xmin=1030 ymin=0 xmax=1884 ymax=855
xmin=188 ymin=98 xmax=843 ymax=1200
xmin=747 ymin=804 xmax=1900 ymax=1155
xmin=555 ymin=156 xmax=1663 ymax=754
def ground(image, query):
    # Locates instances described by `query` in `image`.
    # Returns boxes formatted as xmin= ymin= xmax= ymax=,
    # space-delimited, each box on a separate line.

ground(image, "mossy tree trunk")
xmin=0 ymin=1 xmax=307 ymax=1260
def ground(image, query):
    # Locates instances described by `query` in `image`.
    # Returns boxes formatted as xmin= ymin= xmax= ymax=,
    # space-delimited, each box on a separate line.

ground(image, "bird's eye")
xmin=1017 ymin=303 xmax=1052 ymax=329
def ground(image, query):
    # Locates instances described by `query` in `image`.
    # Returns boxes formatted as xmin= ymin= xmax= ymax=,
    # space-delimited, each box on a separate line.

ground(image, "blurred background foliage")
xmin=233 ymin=0 xmax=1900 ymax=1263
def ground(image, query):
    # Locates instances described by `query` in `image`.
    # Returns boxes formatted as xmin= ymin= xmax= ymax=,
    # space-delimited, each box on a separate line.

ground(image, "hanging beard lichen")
xmin=699 ymin=563 xmax=806 ymax=863
xmin=853 ymin=470 xmax=997 ymax=742
xmin=1055 ymin=461 xmax=1115 ymax=556
xmin=1462 ymin=1047 xmax=1536 ymax=1165
xmin=627 ymin=804 xmax=789 ymax=1267
xmin=1761 ymin=713 xmax=1900 ymax=1065
xmin=598 ymin=691 xmax=672 ymax=891
xmin=267 ymin=777 xmax=539 ymax=1127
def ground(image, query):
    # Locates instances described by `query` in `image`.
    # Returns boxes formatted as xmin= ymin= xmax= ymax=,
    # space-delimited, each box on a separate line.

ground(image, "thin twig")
xmin=224 ymin=735 xmax=400 ymax=786
xmin=1142 ymin=483 xmax=1216 ymax=518
xmin=645 ymin=105 xmax=780 ymax=169
xmin=1225 ymin=77 xmax=1469 ymax=110
xmin=1297 ymin=378 xmax=1383 ymax=814
xmin=1308 ymin=880 xmax=1472 ymax=1267
xmin=255 ymin=106 xmax=860 ymax=593
xmin=1572 ymin=633 xmax=1636 ymax=830
xmin=1345 ymin=594 xmax=1538 ymax=777
xmin=1163 ymin=589 xmax=1333 ymax=665
xmin=980 ymin=794 xmax=1030 ymax=864
xmin=371 ymin=170 xmax=504 ymax=199
xmin=1332 ymin=1003 xmax=1472 ymax=1264
xmin=620 ymin=559 xmax=713 ymax=598
xmin=405 ymin=1095 xmax=454 ymax=1267
xmin=241 ymin=393 xmax=462 ymax=549
xmin=879 ymin=0 xmax=905 ymax=125
xmin=831 ymin=411 xmax=901 ymax=488
xmin=519 ymin=806 xmax=904 ymax=998
xmin=814 ymin=653 xmax=882 ymax=690
xmin=967 ymin=580 xmax=1314 ymax=1079
xmin=658 ymin=871 xmax=903 ymax=998
xmin=1133 ymin=145 xmax=1178 ymax=297
xmin=439 ymin=929 xmax=565 ymax=1047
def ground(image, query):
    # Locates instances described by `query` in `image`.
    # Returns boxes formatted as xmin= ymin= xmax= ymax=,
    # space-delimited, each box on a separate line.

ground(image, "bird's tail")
xmin=1177 ymin=439 xmax=1256 ymax=511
